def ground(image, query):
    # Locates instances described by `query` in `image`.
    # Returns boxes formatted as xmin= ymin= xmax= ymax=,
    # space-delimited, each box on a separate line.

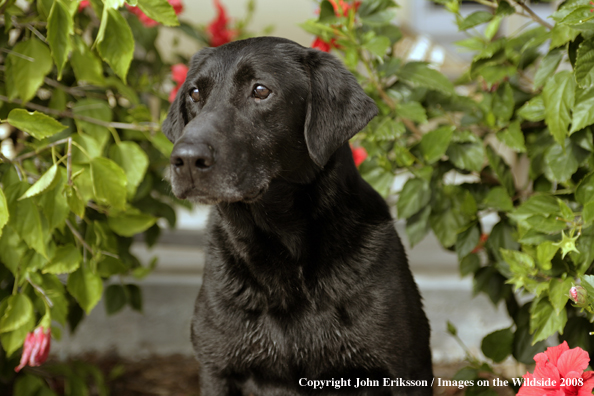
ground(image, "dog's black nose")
xmin=170 ymin=142 xmax=215 ymax=171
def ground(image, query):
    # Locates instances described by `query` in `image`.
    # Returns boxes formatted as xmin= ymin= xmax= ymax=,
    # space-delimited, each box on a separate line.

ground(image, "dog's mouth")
xmin=175 ymin=185 xmax=267 ymax=204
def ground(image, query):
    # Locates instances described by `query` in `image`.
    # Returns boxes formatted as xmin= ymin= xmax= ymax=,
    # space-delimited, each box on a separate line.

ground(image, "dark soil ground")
xmin=5 ymin=356 xmax=514 ymax=396
xmin=90 ymin=356 xmax=469 ymax=396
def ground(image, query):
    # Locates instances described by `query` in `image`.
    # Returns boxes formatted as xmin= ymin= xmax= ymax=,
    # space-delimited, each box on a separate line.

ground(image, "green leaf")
xmin=397 ymin=62 xmax=455 ymax=95
xmin=575 ymin=39 xmax=594 ymax=89
xmin=397 ymin=178 xmax=431 ymax=219
xmin=67 ymin=264 xmax=103 ymax=314
xmin=543 ymin=71 xmax=576 ymax=146
xmin=19 ymin=164 xmax=60 ymax=200
xmin=43 ymin=244 xmax=81 ymax=274
xmin=500 ymin=248 xmax=536 ymax=277
xmin=549 ymin=278 xmax=573 ymax=315
xmin=518 ymin=96 xmax=545 ymax=122
xmin=447 ymin=321 xmax=457 ymax=336
xmin=364 ymin=36 xmax=391 ymax=58
xmin=105 ymin=284 xmax=127 ymax=315
xmin=12 ymin=191 xmax=47 ymax=258
xmin=7 ymin=109 xmax=67 ymax=140
xmin=0 ymin=294 xmax=34 ymax=334
xmin=97 ymin=8 xmax=134 ymax=82
xmin=484 ymin=16 xmax=502 ymax=41
xmin=458 ymin=11 xmax=493 ymax=31
xmin=136 ymin=0 xmax=180 ymax=26
xmin=396 ymin=101 xmax=427 ymax=124
xmin=420 ymin=126 xmax=454 ymax=163
xmin=405 ymin=206 xmax=431 ymax=247
xmin=460 ymin=253 xmax=480 ymax=277
xmin=5 ymin=38 xmax=52 ymax=103
xmin=318 ymin=0 xmax=336 ymax=22
xmin=534 ymin=49 xmax=563 ymax=89
xmin=530 ymin=297 xmax=567 ymax=344
xmin=571 ymin=87 xmax=594 ymax=133
xmin=486 ymin=145 xmax=515 ymax=196
xmin=64 ymin=185 xmax=86 ymax=218
xmin=447 ymin=141 xmax=485 ymax=172
xmin=104 ymin=0 xmax=126 ymax=9
xmin=90 ymin=157 xmax=127 ymax=210
xmin=126 ymin=284 xmax=142 ymax=312
xmin=0 ymin=314 xmax=35 ymax=357
xmin=576 ymin=172 xmax=594 ymax=205
xmin=0 ymin=189 xmax=8 ymax=238
xmin=47 ymin=0 xmax=73 ymax=79
xmin=515 ymin=194 xmax=561 ymax=217
xmin=483 ymin=186 xmax=513 ymax=212
xmin=584 ymin=201 xmax=594 ymax=225
xmin=550 ymin=24 xmax=580 ymax=49
xmin=543 ymin=139 xmax=589 ymax=183
xmin=496 ymin=1 xmax=514 ymax=17
xmin=107 ymin=212 xmax=157 ymax=237
xmin=481 ymin=328 xmax=513 ymax=363
xmin=71 ymin=36 xmax=105 ymax=86
xmin=496 ymin=120 xmax=526 ymax=153
xmin=109 ymin=142 xmax=150 ymax=198
xmin=456 ymin=223 xmax=480 ymax=259
xmin=537 ymin=241 xmax=558 ymax=271
xmin=492 ymin=83 xmax=514 ymax=122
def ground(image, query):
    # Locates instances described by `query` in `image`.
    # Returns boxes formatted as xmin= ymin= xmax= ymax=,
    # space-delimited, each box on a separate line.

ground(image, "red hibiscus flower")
xmin=311 ymin=1 xmax=360 ymax=52
xmin=78 ymin=0 xmax=91 ymax=12
xmin=207 ymin=0 xmax=235 ymax=47
xmin=329 ymin=0 xmax=361 ymax=17
xmin=15 ymin=327 xmax=51 ymax=372
xmin=351 ymin=145 xmax=367 ymax=167
xmin=311 ymin=37 xmax=336 ymax=52
xmin=169 ymin=63 xmax=188 ymax=102
xmin=517 ymin=341 xmax=594 ymax=396
xmin=127 ymin=0 xmax=184 ymax=28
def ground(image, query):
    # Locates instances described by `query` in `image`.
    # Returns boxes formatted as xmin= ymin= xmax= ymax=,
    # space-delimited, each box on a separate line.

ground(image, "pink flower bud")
xmin=569 ymin=285 xmax=588 ymax=306
xmin=15 ymin=327 xmax=51 ymax=372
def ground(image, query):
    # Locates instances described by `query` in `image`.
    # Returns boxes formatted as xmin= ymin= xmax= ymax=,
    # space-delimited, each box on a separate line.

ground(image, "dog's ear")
xmin=303 ymin=49 xmax=378 ymax=167
xmin=162 ymin=85 xmax=187 ymax=143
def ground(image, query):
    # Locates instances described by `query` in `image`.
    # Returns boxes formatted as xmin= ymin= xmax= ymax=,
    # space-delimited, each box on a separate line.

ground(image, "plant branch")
xmin=14 ymin=138 xmax=70 ymax=161
xmin=357 ymin=50 xmax=423 ymax=138
xmin=509 ymin=0 xmax=554 ymax=30
xmin=66 ymin=219 xmax=94 ymax=255
xmin=0 ymin=95 xmax=160 ymax=132
xmin=67 ymin=138 xmax=73 ymax=186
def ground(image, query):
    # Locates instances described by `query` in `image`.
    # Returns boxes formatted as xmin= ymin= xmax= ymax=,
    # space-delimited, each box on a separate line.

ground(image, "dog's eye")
xmin=189 ymin=88 xmax=200 ymax=103
xmin=253 ymin=85 xmax=271 ymax=100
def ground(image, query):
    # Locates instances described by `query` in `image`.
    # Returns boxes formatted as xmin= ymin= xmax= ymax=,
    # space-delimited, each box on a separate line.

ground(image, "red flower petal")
xmin=351 ymin=146 xmax=367 ymax=167
xmin=557 ymin=347 xmax=590 ymax=377
xmin=15 ymin=332 xmax=35 ymax=372
xmin=578 ymin=374 xmax=594 ymax=396
xmin=171 ymin=64 xmax=188 ymax=85
xmin=312 ymin=37 xmax=331 ymax=52
xmin=207 ymin=0 xmax=234 ymax=47
xmin=542 ymin=341 xmax=571 ymax=366
xmin=78 ymin=0 xmax=91 ymax=12
xmin=169 ymin=85 xmax=180 ymax=103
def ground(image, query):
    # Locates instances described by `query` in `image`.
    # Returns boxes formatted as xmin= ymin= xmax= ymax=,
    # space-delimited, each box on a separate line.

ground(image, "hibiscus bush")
xmin=0 ymin=0 xmax=258 ymax=393
xmin=303 ymin=0 xmax=594 ymax=393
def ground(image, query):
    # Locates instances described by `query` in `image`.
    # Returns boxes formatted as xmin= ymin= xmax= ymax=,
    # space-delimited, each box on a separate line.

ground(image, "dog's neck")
xmin=215 ymin=144 xmax=359 ymax=256
xmin=211 ymin=143 xmax=393 ymax=313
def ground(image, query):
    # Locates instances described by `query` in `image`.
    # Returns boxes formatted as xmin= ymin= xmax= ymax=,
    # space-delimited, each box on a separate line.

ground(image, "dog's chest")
xmin=210 ymin=309 xmax=381 ymax=378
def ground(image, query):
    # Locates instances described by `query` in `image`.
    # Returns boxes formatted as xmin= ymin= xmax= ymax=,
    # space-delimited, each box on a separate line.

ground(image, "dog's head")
xmin=162 ymin=37 xmax=377 ymax=204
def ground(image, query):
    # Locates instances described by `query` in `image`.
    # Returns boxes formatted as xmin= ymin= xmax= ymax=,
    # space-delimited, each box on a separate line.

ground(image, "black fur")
xmin=163 ymin=37 xmax=433 ymax=395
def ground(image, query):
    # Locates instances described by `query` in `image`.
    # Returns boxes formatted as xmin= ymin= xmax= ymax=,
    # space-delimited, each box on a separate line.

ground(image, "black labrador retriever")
xmin=163 ymin=36 xmax=432 ymax=396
